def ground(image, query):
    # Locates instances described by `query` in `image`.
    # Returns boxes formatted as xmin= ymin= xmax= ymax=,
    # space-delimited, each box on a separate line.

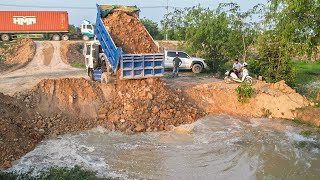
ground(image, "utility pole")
xmin=165 ymin=0 xmax=168 ymax=40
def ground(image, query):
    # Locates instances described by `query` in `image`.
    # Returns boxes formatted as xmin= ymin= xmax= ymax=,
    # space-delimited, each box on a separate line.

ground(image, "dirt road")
xmin=0 ymin=41 xmax=85 ymax=95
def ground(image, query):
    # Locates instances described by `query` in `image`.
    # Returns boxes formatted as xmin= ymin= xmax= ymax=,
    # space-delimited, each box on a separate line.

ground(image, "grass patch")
xmin=300 ymin=130 xmax=313 ymax=138
xmin=0 ymin=165 xmax=108 ymax=180
xmin=293 ymin=61 xmax=320 ymax=84
xmin=71 ymin=63 xmax=86 ymax=69
xmin=293 ymin=61 xmax=320 ymax=99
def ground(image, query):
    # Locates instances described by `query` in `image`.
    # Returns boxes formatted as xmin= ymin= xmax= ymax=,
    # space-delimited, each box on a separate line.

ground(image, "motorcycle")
xmin=224 ymin=68 xmax=253 ymax=86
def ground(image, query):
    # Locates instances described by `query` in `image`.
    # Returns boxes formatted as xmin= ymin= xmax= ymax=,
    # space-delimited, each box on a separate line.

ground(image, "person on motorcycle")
xmin=228 ymin=59 xmax=242 ymax=78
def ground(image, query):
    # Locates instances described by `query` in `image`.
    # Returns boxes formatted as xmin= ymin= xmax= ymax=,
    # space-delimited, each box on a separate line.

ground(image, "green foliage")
xmin=68 ymin=24 xmax=77 ymax=34
xmin=71 ymin=63 xmax=86 ymax=69
xmin=0 ymin=55 xmax=5 ymax=62
xmin=300 ymin=130 xmax=312 ymax=138
xmin=160 ymin=3 xmax=262 ymax=73
xmin=235 ymin=82 xmax=254 ymax=103
xmin=265 ymin=0 xmax=320 ymax=61
xmin=141 ymin=18 xmax=161 ymax=40
xmin=293 ymin=61 xmax=320 ymax=99
xmin=247 ymin=59 xmax=261 ymax=77
xmin=160 ymin=8 xmax=187 ymax=40
xmin=255 ymin=33 xmax=296 ymax=86
xmin=0 ymin=166 xmax=107 ymax=180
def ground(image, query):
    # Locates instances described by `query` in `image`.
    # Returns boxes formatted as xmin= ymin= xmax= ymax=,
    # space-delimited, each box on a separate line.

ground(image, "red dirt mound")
xmin=99 ymin=78 xmax=206 ymax=133
xmin=103 ymin=10 xmax=159 ymax=54
xmin=4 ymin=39 xmax=36 ymax=66
xmin=31 ymin=78 xmax=107 ymax=118
xmin=0 ymin=93 xmax=42 ymax=169
xmin=0 ymin=39 xmax=36 ymax=73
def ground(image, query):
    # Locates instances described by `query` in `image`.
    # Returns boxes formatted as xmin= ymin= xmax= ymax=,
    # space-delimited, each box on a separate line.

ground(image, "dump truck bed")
xmin=94 ymin=4 xmax=164 ymax=79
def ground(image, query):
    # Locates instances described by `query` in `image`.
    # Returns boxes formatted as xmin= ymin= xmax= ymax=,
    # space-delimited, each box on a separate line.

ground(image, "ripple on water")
xmin=6 ymin=115 xmax=320 ymax=179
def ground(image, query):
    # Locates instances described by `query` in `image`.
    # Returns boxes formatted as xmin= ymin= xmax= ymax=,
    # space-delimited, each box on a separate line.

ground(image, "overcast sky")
xmin=0 ymin=0 xmax=267 ymax=26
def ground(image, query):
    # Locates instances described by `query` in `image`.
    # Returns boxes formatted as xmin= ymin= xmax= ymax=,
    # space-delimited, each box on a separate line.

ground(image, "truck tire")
xmin=1 ymin=34 xmax=10 ymax=41
xmin=192 ymin=63 xmax=203 ymax=73
xmin=88 ymin=69 xmax=94 ymax=80
xmin=61 ymin=34 xmax=69 ymax=41
xmin=52 ymin=34 xmax=60 ymax=41
xmin=82 ymin=35 xmax=89 ymax=41
xmin=101 ymin=72 xmax=109 ymax=84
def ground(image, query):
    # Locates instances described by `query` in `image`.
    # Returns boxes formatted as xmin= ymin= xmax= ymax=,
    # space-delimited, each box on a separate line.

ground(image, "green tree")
xmin=255 ymin=32 xmax=296 ymax=85
xmin=141 ymin=18 xmax=161 ymax=40
xmin=164 ymin=4 xmax=261 ymax=73
xmin=68 ymin=24 xmax=76 ymax=34
xmin=265 ymin=0 xmax=320 ymax=61
xmin=160 ymin=8 xmax=187 ymax=40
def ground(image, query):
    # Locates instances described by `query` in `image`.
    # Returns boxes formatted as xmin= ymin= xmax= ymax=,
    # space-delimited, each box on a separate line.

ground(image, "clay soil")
xmin=103 ymin=10 xmax=159 ymax=54
xmin=0 ymin=77 xmax=205 ymax=169
xmin=0 ymin=39 xmax=36 ymax=74
xmin=60 ymin=41 xmax=85 ymax=65
xmin=0 ymin=90 xmax=99 ymax=169
xmin=99 ymin=78 xmax=206 ymax=133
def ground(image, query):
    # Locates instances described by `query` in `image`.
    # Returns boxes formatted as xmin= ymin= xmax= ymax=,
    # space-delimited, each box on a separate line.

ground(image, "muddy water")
xmin=8 ymin=115 xmax=320 ymax=179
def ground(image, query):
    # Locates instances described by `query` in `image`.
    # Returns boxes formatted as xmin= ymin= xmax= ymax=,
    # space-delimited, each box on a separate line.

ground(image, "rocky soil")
xmin=103 ymin=10 xmax=159 ymax=54
xmin=0 ymin=77 xmax=205 ymax=169
xmin=0 ymin=84 xmax=100 ymax=169
xmin=99 ymin=78 xmax=205 ymax=133
xmin=60 ymin=41 xmax=85 ymax=65
xmin=0 ymin=39 xmax=36 ymax=73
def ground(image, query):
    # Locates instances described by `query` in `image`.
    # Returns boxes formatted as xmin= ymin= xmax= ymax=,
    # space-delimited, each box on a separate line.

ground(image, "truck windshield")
xmin=87 ymin=25 xmax=93 ymax=30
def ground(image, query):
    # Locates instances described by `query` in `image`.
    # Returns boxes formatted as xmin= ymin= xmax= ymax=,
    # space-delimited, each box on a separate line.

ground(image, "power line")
xmin=0 ymin=3 xmax=182 ymax=9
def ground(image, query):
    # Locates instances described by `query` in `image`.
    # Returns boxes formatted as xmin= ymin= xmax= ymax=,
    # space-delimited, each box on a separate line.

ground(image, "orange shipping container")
xmin=0 ymin=11 xmax=69 ymax=33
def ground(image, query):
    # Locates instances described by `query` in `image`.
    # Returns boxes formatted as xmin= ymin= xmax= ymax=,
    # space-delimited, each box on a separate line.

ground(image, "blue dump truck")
xmin=84 ymin=4 xmax=164 ymax=82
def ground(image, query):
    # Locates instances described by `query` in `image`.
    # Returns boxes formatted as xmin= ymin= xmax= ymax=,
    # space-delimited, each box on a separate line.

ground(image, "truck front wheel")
xmin=88 ymin=69 xmax=94 ymax=80
xmin=52 ymin=34 xmax=60 ymax=41
xmin=1 ymin=34 xmax=10 ymax=41
xmin=62 ymin=34 xmax=69 ymax=41
xmin=82 ymin=35 xmax=89 ymax=41
xmin=192 ymin=63 xmax=203 ymax=73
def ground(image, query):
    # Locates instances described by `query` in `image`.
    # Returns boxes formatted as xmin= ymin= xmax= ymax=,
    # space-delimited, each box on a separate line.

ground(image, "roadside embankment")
xmin=181 ymin=79 xmax=316 ymax=124
xmin=0 ymin=39 xmax=36 ymax=73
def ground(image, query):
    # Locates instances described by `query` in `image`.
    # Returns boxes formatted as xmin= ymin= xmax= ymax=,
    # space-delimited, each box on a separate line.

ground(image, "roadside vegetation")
xmin=71 ymin=63 xmax=86 ymax=69
xmin=0 ymin=166 xmax=108 ymax=180
xmin=293 ymin=61 xmax=320 ymax=100
xmin=142 ymin=0 xmax=319 ymax=99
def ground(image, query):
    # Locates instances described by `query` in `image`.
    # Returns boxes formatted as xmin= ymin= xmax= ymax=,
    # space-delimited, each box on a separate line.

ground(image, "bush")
xmin=0 ymin=166 xmax=107 ymax=180
xmin=235 ymin=82 xmax=254 ymax=103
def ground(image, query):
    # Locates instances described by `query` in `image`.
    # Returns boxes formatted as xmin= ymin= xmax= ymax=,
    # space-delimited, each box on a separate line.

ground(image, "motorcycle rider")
xmin=228 ymin=59 xmax=242 ymax=78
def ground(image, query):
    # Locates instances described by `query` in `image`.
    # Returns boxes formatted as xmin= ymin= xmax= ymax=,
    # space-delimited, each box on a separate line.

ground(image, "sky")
xmin=0 ymin=0 xmax=267 ymax=27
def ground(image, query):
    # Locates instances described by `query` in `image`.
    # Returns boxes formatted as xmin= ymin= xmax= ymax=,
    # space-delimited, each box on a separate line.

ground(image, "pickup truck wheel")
xmin=192 ymin=63 xmax=203 ymax=73
xmin=52 ymin=34 xmax=60 ymax=41
xmin=1 ymin=34 xmax=10 ymax=41
xmin=62 ymin=34 xmax=69 ymax=41
xmin=82 ymin=35 xmax=89 ymax=41
xmin=101 ymin=72 xmax=109 ymax=84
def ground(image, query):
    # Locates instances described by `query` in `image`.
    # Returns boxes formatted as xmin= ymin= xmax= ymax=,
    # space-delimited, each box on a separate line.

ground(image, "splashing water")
xmin=7 ymin=115 xmax=320 ymax=179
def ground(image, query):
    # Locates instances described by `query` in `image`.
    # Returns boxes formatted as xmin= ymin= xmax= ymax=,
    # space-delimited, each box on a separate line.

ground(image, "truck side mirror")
xmin=79 ymin=44 xmax=84 ymax=50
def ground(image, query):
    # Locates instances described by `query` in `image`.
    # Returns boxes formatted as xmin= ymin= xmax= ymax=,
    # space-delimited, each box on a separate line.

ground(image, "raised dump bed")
xmin=92 ymin=4 xmax=164 ymax=80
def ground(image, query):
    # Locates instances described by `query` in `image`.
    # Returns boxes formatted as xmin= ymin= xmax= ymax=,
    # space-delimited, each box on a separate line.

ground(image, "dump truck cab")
xmin=80 ymin=20 xmax=95 ymax=41
xmin=83 ymin=41 xmax=108 ymax=80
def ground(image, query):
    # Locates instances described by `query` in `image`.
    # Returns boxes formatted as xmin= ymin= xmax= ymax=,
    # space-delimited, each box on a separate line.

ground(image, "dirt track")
xmin=0 ymin=41 xmax=85 ymax=95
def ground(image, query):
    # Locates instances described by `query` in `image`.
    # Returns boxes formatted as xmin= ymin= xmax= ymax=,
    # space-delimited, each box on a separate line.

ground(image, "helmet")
xmin=243 ymin=62 xmax=248 ymax=67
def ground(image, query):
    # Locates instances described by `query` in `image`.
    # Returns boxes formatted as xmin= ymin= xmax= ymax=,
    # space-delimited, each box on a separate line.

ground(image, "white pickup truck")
xmin=164 ymin=50 xmax=208 ymax=73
